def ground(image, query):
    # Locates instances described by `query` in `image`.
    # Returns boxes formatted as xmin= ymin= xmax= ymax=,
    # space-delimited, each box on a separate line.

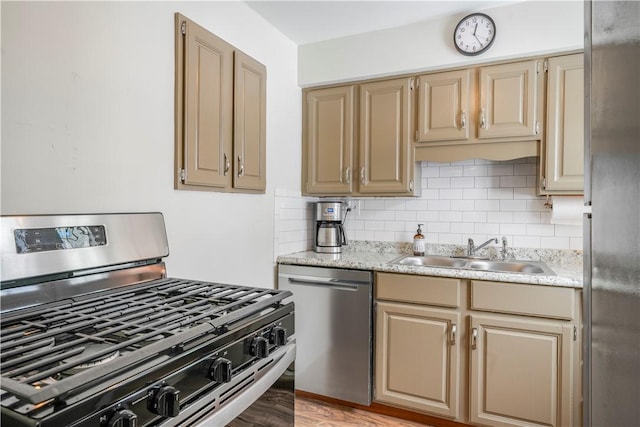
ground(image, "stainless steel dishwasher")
xmin=278 ymin=264 xmax=372 ymax=405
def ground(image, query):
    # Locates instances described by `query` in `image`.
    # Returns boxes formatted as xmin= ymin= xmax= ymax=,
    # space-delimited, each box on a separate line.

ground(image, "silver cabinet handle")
xmin=471 ymin=327 xmax=478 ymax=349
xmin=360 ymin=167 xmax=365 ymax=185
xmin=480 ymin=109 xmax=486 ymax=129
xmin=450 ymin=324 xmax=457 ymax=345
xmin=237 ymin=155 xmax=244 ymax=177
xmin=344 ymin=167 xmax=351 ymax=184
xmin=224 ymin=153 xmax=230 ymax=175
xmin=460 ymin=110 xmax=466 ymax=129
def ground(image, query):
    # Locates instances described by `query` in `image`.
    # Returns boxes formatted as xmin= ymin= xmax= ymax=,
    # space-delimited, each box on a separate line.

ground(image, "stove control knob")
xmin=250 ymin=336 xmax=269 ymax=358
xmin=270 ymin=326 xmax=287 ymax=346
xmin=209 ymin=357 xmax=232 ymax=383
xmin=147 ymin=385 xmax=180 ymax=417
xmin=108 ymin=409 xmax=137 ymax=427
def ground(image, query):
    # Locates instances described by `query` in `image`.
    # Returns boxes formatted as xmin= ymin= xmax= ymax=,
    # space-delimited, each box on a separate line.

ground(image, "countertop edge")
xmin=276 ymin=251 xmax=583 ymax=289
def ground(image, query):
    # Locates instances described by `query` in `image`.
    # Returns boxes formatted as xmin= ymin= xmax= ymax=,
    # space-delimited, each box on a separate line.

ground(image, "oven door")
xmin=182 ymin=342 xmax=295 ymax=427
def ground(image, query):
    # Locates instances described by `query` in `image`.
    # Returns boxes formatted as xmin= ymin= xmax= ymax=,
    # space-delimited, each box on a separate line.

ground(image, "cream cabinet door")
xmin=375 ymin=301 xmax=460 ymax=419
xmin=469 ymin=315 xmax=574 ymax=427
xmin=304 ymin=85 xmax=355 ymax=195
xmin=417 ymin=69 xmax=472 ymax=142
xmin=478 ymin=60 xmax=542 ymax=139
xmin=182 ymin=16 xmax=234 ymax=188
xmin=359 ymin=78 xmax=414 ymax=194
xmin=543 ymin=54 xmax=584 ymax=193
xmin=233 ymin=51 xmax=266 ymax=191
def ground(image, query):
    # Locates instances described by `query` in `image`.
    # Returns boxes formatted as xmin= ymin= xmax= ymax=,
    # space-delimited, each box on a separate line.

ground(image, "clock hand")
xmin=474 ymin=34 xmax=483 ymax=46
xmin=473 ymin=24 xmax=478 ymax=36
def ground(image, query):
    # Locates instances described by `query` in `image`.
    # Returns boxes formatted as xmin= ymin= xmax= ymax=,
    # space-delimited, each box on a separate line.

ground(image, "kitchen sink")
xmin=392 ymin=255 xmax=468 ymax=268
xmin=389 ymin=255 xmax=556 ymax=276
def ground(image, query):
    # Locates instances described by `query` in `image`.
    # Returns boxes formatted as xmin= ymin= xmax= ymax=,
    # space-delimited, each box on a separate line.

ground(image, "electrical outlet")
xmin=350 ymin=200 xmax=360 ymax=216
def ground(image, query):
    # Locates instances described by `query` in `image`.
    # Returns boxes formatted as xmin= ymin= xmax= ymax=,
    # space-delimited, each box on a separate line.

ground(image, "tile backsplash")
xmin=274 ymin=157 xmax=583 ymax=257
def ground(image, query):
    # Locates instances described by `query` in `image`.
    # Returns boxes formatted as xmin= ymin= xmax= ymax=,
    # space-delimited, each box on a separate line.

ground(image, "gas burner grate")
xmin=0 ymin=278 xmax=291 ymax=405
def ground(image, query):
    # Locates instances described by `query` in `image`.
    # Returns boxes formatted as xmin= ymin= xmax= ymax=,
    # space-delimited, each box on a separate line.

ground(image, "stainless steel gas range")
xmin=0 ymin=213 xmax=295 ymax=427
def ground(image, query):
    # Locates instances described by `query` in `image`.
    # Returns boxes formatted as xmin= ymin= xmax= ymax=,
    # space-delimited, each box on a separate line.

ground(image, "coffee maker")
xmin=314 ymin=201 xmax=347 ymax=253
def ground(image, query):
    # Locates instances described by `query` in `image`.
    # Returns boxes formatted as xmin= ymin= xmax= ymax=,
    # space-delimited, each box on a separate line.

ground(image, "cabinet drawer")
xmin=376 ymin=273 xmax=461 ymax=308
xmin=471 ymin=280 xmax=576 ymax=320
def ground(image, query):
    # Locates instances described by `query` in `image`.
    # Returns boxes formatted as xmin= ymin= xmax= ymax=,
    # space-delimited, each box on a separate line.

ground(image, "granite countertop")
xmin=277 ymin=242 xmax=583 ymax=289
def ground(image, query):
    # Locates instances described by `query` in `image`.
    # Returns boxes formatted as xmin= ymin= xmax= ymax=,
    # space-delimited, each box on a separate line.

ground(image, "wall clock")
xmin=453 ymin=13 xmax=496 ymax=56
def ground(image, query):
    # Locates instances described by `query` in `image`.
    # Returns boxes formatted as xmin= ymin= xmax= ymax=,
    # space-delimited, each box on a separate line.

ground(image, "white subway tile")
xmin=428 ymin=177 xmax=451 ymax=189
xmin=374 ymin=231 xmax=396 ymax=242
xmin=354 ymin=230 xmax=375 ymax=240
xmin=422 ymin=166 xmax=441 ymax=177
xmin=421 ymin=189 xmax=440 ymax=200
xmin=500 ymin=175 xmax=527 ymax=188
xmin=488 ymin=211 xmax=514 ymax=223
xmin=475 ymin=223 xmax=500 ymax=234
xmin=428 ymin=200 xmax=451 ymax=211
xmin=451 ymin=200 xmax=476 ymax=211
xmin=527 ymin=176 xmax=538 ymax=187
xmin=440 ymin=166 xmax=464 ymax=177
xmin=463 ymin=188 xmax=488 ymax=200
xmin=475 ymin=200 xmax=500 ymax=211
xmin=364 ymin=199 xmax=386 ymax=210
xmin=488 ymin=188 xmax=514 ymax=200
xmin=464 ymin=165 xmax=488 ymax=176
xmin=385 ymin=221 xmax=407 ymax=231
xmin=514 ymin=163 xmax=537 ymax=175
xmin=526 ymin=224 xmax=556 ymax=236
xmin=457 ymin=223 xmax=476 ymax=234
xmin=385 ymin=199 xmax=406 ymax=210
xmin=439 ymin=189 xmax=463 ymax=200
xmin=500 ymin=200 xmax=527 ymax=211
xmin=463 ymin=211 xmax=487 ymax=222
xmin=513 ymin=236 xmax=541 ymax=248
xmin=570 ymin=238 xmax=584 ymax=250
xmin=427 ymin=222 xmax=450 ymax=233
xmin=374 ymin=210 xmax=395 ymax=221
xmin=439 ymin=233 xmax=464 ymax=244
xmin=440 ymin=211 xmax=463 ymax=222
xmin=527 ymin=199 xmax=548 ymax=212
xmin=451 ymin=177 xmax=476 ymax=188
xmin=405 ymin=199 xmax=428 ymax=210
xmin=417 ymin=211 xmax=439 ymax=222
xmin=513 ymin=188 xmax=538 ymax=200
xmin=395 ymin=211 xmax=417 ymax=221
xmin=453 ymin=159 xmax=476 ymax=166
xmin=555 ymin=224 xmax=582 ymax=237
xmin=514 ymin=212 xmax=541 ymax=224
xmin=488 ymin=164 xmax=514 ymax=176
xmin=500 ymin=223 xmax=527 ymax=235
xmin=540 ymin=237 xmax=571 ymax=249
xmin=365 ymin=220 xmax=385 ymax=230
xmin=475 ymin=177 xmax=500 ymax=188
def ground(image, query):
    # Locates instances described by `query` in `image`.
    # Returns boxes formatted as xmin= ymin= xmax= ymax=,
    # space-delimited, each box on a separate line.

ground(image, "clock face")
xmin=454 ymin=13 xmax=496 ymax=56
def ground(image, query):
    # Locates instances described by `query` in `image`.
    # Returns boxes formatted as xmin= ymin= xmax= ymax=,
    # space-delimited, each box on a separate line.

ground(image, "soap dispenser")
xmin=413 ymin=224 xmax=425 ymax=256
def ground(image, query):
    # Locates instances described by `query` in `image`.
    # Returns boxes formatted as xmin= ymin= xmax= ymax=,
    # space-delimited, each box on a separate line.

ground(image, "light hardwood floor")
xmin=295 ymin=395 xmax=432 ymax=427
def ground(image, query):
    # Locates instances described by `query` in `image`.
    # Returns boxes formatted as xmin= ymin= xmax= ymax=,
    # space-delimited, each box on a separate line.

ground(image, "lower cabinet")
xmin=375 ymin=301 xmax=460 ymax=418
xmin=374 ymin=273 xmax=581 ymax=427
xmin=469 ymin=315 xmax=575 ymax=427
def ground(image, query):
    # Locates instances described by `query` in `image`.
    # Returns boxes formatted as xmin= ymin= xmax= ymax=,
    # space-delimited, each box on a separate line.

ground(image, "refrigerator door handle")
xmin=583 ymin=213 xmax=592 ymax=427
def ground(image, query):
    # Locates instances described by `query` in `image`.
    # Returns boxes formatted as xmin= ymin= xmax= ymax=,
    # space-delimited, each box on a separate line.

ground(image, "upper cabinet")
xmin=540 ymin=54 xmax=584 ymax=194
xmin=414 ymin=59 xmax=544 ymax=163
xmin=478 ymin=60 xmax=542 ymax=139
xmin=417 ymin=69 xmax=472 ymax=142
xmin=303 ymin=77 xmax=417 ymax=197
xmin=174 ymin=14 xmax=266 ymax=193
xmin=303 ymin=85 xmax=356 ymax=195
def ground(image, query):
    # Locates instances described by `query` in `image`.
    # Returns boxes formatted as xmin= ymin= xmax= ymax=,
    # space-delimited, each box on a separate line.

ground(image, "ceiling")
xmin=245 ymin=1 xmax=521 ymax=45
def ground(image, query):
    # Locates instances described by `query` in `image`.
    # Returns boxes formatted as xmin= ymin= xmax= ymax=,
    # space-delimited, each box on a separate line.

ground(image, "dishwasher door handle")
xmin=283 ymin=277 xmax=362 ymax=291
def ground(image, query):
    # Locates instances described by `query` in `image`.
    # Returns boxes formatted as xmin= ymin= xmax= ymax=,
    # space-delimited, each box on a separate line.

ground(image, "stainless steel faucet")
xmin=467 ymin=237 xmax=498 ymax=256
xmin=500 ymin=236 xmax=509 ymax=260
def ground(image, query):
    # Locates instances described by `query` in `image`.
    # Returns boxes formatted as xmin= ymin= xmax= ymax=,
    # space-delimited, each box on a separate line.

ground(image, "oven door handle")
xmin=191 ymin=343 xmax=296 ymax=427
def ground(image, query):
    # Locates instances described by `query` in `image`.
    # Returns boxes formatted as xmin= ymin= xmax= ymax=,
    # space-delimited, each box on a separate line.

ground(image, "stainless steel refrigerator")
xmin=584 ymin=2 xmax=640 ymax=426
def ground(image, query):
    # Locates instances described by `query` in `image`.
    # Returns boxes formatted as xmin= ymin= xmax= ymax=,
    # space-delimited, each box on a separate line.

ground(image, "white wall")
xmin=1 ymin=1 xmax=301 ymax=287
xmin=299 ymin=1 xmax=583 ymax=86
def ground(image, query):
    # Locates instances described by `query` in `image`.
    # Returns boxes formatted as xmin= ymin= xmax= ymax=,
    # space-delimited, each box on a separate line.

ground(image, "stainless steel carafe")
xmin=314 ymin=201 xmax=347 ymax=253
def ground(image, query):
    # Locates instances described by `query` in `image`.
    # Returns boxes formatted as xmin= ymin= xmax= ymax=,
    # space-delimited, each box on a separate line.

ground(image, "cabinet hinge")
xmin=415 ymin=130 xmax=419 ymax=141
xmin=542 ymin=177 xmax=547 ymax=189
xmin=535 ymin=120 xmax=540 ymax=135
xmin=181 ymin=21 xmax=186 ymax=36
xmin=573 ymin=325 xmax=577 ymax=341
xmin=536 ymin=61 xmax=541 ymax=74
xmin=179 ymin=168 xmax=186 ymax=183
xmin=543 ymin=59 xmax=549 ymax=72
xmin=409 ymin=78 xmax=414 ymax=90
xmin=409 ymin=179 xmax=414 ymax=192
